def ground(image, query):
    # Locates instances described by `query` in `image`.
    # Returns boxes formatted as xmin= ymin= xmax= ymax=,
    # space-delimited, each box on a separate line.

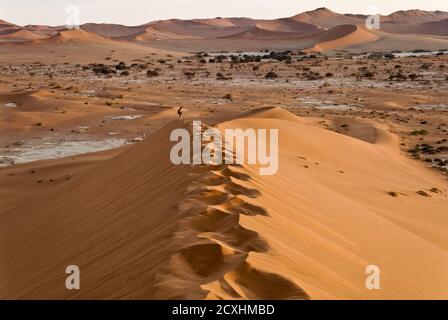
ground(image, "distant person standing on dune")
xmin=177 ymin=107 xmax=183 ymax=120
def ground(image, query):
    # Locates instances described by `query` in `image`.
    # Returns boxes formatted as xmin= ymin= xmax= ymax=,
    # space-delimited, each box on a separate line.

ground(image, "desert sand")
xmin=1 ymin=108 xmax=447 ymax=299
xmin=1 ymin=7 xmax=448 ymax=300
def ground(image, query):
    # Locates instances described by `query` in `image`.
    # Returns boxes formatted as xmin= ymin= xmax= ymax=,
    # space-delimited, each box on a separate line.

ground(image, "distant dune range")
xmin=1 ymin=108 xmax=448 ymax=299
xmin=1 ymin=7 xmax=448 ymax=53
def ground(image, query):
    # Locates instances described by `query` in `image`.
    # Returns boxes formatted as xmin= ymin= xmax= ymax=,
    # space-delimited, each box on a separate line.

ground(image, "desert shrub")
xmin=304 ymin=71 xmax=323 ymax=80
xmin=183 ymin=71 xmax=196 ymax=79
xmin=147 ymin=69 xmax=159 ymax=77
xmin=115 ymin=61 xmax=127 ymax=70
xmin=410 ymin=129 xmax=428 ymax=136
xmin=92 ymin=65 xmax=115 ymax=75
xmin=388 ymin=72 xmax=407 ymax=81
xmin=265 ymin=71 xmax=278 ymax=79
xmin=216 ymin=72 xmax=231 ymax=80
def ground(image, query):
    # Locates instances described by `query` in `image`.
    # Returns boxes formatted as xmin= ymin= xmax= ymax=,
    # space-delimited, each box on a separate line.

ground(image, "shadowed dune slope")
xmin=0 ymin=29 xmax=47 ymax=42
xmin=306 ymin=25 xmax=379 ymax=52
xmin=0 ymin=122 xmax=195 ymax=299
xmin=34 ymin=28 xmax=112 ymax=44
xmin=256 ymin=18 xmax=320 ymax=34
xmin=223 ymin=18 xmax=320 ymax=40
xmin=81 ymin=23 xmax=144 ymax=39
xmin=407 ymin=18 xmax=448 ymax=36
xmin=144 ymin=20 xmax=252 ymax=39
xmin=383 ymin=9 xmax=448 ymax=24
xmin=0 ymin=19 xmax=19 ymax=31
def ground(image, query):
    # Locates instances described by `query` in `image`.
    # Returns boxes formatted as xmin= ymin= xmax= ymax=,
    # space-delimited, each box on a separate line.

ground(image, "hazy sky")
xmin=1 ymin=0 xmax=447 ymax=26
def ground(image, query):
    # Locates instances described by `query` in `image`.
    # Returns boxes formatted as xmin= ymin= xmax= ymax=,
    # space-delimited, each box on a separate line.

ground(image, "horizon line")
xmin=2 ymin=6 xmax=447 ymax=28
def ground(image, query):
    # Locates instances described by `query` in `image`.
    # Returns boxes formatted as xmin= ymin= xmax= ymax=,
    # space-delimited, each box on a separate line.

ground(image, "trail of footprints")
xmin=154 ymin=126 xmax=309 ymax=300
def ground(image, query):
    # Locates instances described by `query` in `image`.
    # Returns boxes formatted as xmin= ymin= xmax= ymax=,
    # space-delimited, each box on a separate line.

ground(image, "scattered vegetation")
xmin=147 ymin=69 xmax=159 ymax=77
xmin=265 ymin=71 xmax=278 ymax=79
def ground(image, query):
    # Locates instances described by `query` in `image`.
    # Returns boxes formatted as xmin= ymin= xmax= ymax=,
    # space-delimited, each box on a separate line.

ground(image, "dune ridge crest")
xmin=154 ymin=122 xmax=309 ymax=300
xmin=0 ymin=119 xmax=308 ymax=300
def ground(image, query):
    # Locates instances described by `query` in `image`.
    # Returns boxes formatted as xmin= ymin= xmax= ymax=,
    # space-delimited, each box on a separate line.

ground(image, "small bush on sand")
xmin=410 ymin=129 xmax=428 ymax=136
xmin=265 ymin=71 xmax=278 ymax=79
xmin=216 ymin=73 xmax=231 ymax=80
xmin=147 ymin=69 xmax=159 ymax=77
xmin=115 ymin=61 xmax=127 ymax=70
xmin=184 ymin=71 xmax=196 ymax=80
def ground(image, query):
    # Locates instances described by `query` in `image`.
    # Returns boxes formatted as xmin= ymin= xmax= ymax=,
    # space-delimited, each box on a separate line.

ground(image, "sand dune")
xmin=306 ymin=25 xmax=379 ymax=52
xmin=0 ymin=19 xmax=19 ymax=31
xmin=0 ymin=90 xmax=58 ymax=112
xmin=223 ymin=18 xmax=320 ymax=40
xmin=81 ymin=23 xmax=144 ymax=39
xmin=222 ymin=26 xmax=312 ymax=40
xmin=345 ymin=30 xmax=448 ymax=53
xmin=0 ymin=29 xmax=47 ymax=42
xmin=1 ymin=108 xmax=447 ymax=299
xmin=145 ymin=20 xmax=251 ymax=39
xmin=35 ymin=28 xmax=111 ymax=44
xmin=22 ymin=25 xmax=63 ymax=37
xmin=383 ymin=9 xmax=448 ymax=24
xmin=386 ymin=19 xmax=448 ymax=36
xmin=1 ymin=8 xmax=448 ymax=51
xmin=414 ymin=18 xmax=448 ymax=36
xmin=218 ymin=107 xmax=448 ymax=299
xmin=0 ymin=120 xmax=308 ymax=299
xmin=83 ymin=18 xmax=257 ymax=41
xmin=256 ymin=18 xmax=320 ymax=34
xmin=0 ymin=38 xmax=178 ymax=64
xmin=134 ymin=26 xmax=194 ymax=41
xmin=192 ymin=18 xmax=258 ymax=28
xmin=292 ymin=7 xmax=364 ymax=29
